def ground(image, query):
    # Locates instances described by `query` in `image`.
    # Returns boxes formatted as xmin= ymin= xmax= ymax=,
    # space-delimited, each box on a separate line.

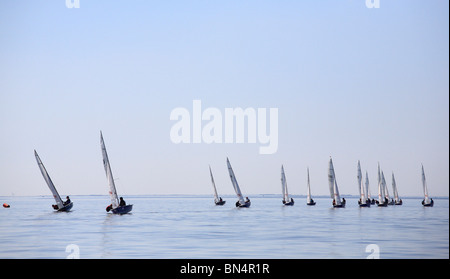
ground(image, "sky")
xmin=0 ymin=0 xmax=448 ymax=198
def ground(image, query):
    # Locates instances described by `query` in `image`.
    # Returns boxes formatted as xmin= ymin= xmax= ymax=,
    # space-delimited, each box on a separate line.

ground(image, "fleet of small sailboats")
xmin=34 ymin=150 xmax=73 ymax=212
xmin=30 ymin=136 xmax=436 ymax=211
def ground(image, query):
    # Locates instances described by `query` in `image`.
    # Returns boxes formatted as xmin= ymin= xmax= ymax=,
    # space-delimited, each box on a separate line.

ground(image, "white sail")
xmin=281 ymin=165 xmax=290 ymax=202
xmin=100 ymin=132 xmax=119 ymax=209
xmin=306 ymin=167 xmax=312 ymax=203
xmin=392 ymin=172 xmax=400 ymax=203
xmin=329 ymin=157 xmax=341 ymax=205
xmin=422 ymin=165 xmax=431 ymax=204
xmin=209 ymin=166 xmax=219 ymax=203
xmin=227 ymin=158 xmax=245 ymax=205
xmin=34 ymin=150 xmax=64 ymax=209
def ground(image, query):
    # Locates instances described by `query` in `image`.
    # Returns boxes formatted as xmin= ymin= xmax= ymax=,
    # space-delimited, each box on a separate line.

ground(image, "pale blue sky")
xmin=0 ymin=0 xmax=448 ymax=198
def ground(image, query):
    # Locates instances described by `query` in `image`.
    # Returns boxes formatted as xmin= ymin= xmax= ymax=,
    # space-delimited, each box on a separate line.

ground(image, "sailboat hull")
xmin=376 ymin=202 xmax=388 ymax=207
xmin=56 ymin=202 xmax=73 ymax=212
xmin=358 ymin=203 xmax=370 ymax=207
xmin=112 ymin=204 xmax=133 ymax=214
xmin=215 ymin=200 xmax=226 ymax=206
xmin=333 ymin=204 xmax=345 ymax=208
xmin=306 ymin=201 xmax=316 ymax=206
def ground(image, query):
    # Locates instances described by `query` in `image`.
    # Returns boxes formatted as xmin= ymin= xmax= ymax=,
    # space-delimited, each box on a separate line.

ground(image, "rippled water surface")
xmin=0 ymin=195 xmax=448 ymax=259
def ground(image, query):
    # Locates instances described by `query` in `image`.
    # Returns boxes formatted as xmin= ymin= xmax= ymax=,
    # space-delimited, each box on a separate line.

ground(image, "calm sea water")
xmin=0 ymin=195 xmax=448 ymax=259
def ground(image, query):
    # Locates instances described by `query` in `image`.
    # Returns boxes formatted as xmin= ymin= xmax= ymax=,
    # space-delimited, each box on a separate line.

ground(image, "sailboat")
xmin=34 ymin=150 xmax=73 ymax=212
xmin=357 ymin=161 xmax=370 ymax=207
xmin=376 ymin=163 xmax=387 ymax=206
xmin=382 ymin=171 xmax=394 ymax=205
xmin=377 ymin=163 xmax=389 ymax=207
xmin=366 ymin=171 xmax=375 ymax=204
xmin=100 ymin=132 xmax=133 ymax=214
xmin=306 ymin=167 xmax=316 ymax=205
xmin=392 ymin=172 xmax=402 ymax=205
xmin=226 ymin=157 xmax=250 ymax=208
xmin=421 ymin=165 xmax=434 ymax=207
xmin=328 ymin=157 xmax=345 ymax=208
xmin=209 ymin=166 xmax=226 ymax=205
xmin=281 ymin=165 xmax=294 ymax=206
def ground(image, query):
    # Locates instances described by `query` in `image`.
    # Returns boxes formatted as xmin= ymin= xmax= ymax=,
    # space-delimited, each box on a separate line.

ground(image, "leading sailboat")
xmin=34 ymin=150 xmax=73 ymax=212
xmin=227 ymin=157 xmax=250 ymax=208
xmin=421 ymin=164 xmax=434 ymax=207
xmin=281 ymin=165 xmax=294 ymax=206
xmin=357 ymin=161 xmax=370 ymax=207
xmin=328 ymin=157 xmax=345 ymax=208
xmin=209 ymin=166 xmax=226 ymax=205
xmin=100 ymin=131 xmax=133 ymax=214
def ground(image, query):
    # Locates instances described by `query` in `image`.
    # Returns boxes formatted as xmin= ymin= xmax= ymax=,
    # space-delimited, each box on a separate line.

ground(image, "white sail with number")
xmin=328 ymin=157 xmax=342 ymax=206
xmin=34 ymin=150 xmax=64 ymax=210
xmin=100 ymin=131 xmax=119 ymax=209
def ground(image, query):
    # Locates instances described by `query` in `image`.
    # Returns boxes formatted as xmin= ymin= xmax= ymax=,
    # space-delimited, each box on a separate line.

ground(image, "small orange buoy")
xmin=3 ymin=203 xmax=10 ymax=208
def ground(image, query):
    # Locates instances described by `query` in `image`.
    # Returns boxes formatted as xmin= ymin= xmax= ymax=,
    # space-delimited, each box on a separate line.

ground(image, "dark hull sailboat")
xmin=112 ymin=204 xmax=133 ymax=214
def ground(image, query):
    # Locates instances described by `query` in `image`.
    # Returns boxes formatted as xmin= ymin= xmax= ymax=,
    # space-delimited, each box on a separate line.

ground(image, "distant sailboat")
xmin=34 ymin=150 xmax=73 ymax=212
xmin=328 ymin=157 xmax=345 ymax=208
xmin=100 ymin=132 xmax=133 ymax=214
xmin=382 ymin=171 xmax=394 ymax=205
xmin=366 ymin=171 xmax=375 ymax=204
xmin=281 ymin=165 xmax=294 ymax=206
xmin=209 ymin=166 xmax=226 ymax=205
xmin=392 ymin=172 xmax=402 ymax=205
xmin=376 ymin=163 xmax=387 ymax=206
xmin=306 ymin=167 xmax=316 ymax=205
xmin=226 ymin=157 xmax=250 ymax=208
xmin=357 ymin=161 xmax=370 ymax=207
xmin=421 ymin=165 xmax=434 ymax=207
